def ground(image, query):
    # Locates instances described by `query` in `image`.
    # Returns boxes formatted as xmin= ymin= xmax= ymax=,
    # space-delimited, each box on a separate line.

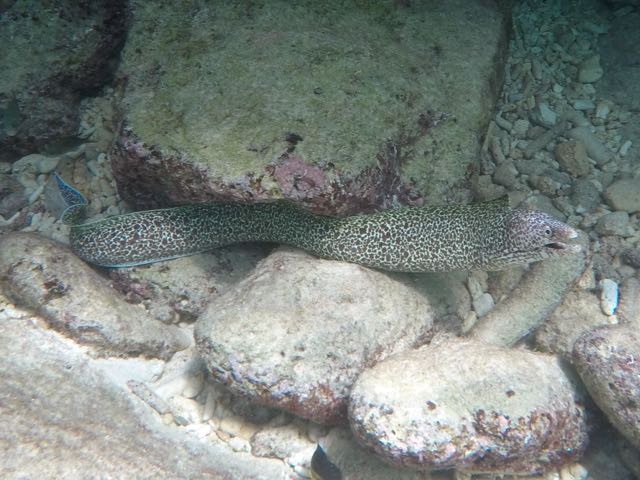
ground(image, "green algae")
xmin=122 ymin=0 xmax=506 ymax=201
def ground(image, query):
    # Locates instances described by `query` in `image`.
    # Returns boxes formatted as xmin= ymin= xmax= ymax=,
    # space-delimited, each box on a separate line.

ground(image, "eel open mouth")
xmin=543 ymin=240 xmax=582 ymax=255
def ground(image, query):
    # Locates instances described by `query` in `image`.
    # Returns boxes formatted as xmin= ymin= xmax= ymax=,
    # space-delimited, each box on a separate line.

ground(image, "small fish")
xmin=310 ymin=444 xmax=342 ymax=480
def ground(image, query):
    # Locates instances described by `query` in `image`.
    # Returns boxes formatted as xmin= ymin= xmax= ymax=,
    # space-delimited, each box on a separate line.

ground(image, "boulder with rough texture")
xmin=535 ymin=289 xmax=609 ymax=359
xmin=0 ymin=314 xmax=291 ymax=479
xmin=604 ymin=178 xmax=640 ymax=214
xmin=195 ymin=247 xmax=434 ymax=425
xmin=349 ymin=339 xmax=589 ymax=474
xmin=0 ymin=233 xmax=189 ymax=359
xmin=0 ymin=1 xmax=126 ymax=158
xmin=573 ymin=324 xmax=640 ymax=450
xmin=112 ymin=0 xmax=509 ymax=213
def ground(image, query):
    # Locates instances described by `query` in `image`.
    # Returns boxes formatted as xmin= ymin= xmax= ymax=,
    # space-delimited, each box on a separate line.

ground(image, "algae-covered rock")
xmin=114 ymin=0 xmax=509 ymax=213
xmin=0 ymin=1 xmax=126 ymax=158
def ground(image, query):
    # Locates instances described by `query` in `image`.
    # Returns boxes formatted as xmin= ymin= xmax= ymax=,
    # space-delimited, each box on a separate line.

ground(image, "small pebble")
xmin=27 ymin=184 xmax=45 ymax=204
xmin=184 ymin=423 xmax=212 ymax=440
xmin=168 ymin=396 xmax=203 ymax=425
xmin=573 ymin=99 xmax=595 ymax=111
xmin=472 ymin=292 xmax=495 ymax=317
xmin=512 ymin=119 xmax=530 ymax=137
xmin=536 ymin=102 xmax=557 ymax=126
xmin=227 ymin=437 xmax=251 ymax=453
xmin=495 ymin=113 xmax=513 ymax=131
xmin=578 ymin=55 xmax=603 ymax=83
xmin=618 ymin=140 xmax=632 ymax=156
xmin=595 ymin=101 xmax=611 ymax=120
xmin=599 ymin=279 xmax=619 ymax=316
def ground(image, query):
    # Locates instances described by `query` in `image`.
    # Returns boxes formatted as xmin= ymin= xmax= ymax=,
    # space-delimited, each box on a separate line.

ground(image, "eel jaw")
xmin=542 ymin=241 xmax=582 ymax=256
xmin=543 ymin=224 xmax=581 ymax=255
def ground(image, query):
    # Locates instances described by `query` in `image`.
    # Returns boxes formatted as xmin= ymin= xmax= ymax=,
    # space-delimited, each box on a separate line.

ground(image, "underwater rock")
xmin=349 ymin=339 xmax=589 ymax=474
xmin=0 ymin=315 xmax=291 ymax=478
xmin=567 ymin=127 xmax=613 ymax=166
xmin=604 ymin=178 xmax=640 ymax=214
xmin=554 ymin=140 xmax=591 ymax=177
xmin=535 ymin=289 xmax=609 ymax=359
xmin=618 ymin=276 xmax=640 ymax=326
xmin=470 ymin=230 xmax=587 ymax=347
xmin=595 ymin=211 xmax=630 ymax=237
xmin=570 ymin=179 xmax=601 ymax=213
xmin=109 ymin=245 xmax=267 ymax=324
xmin=250 ymin=423 xmax=314 ymax=460
xmin=112 ymin=0 xmax=509 ymax=213
xmin=0 ymin=174 xmax=28 ymax=219
xmin=0 ymin=233 xmax=189 ymax=359
xmin=317 ymin=427 xmax=431 ymax=480
xmin=573 ymin=324 xmax=640 ymax=450
xmin=0 ymin=1 xmax=127 ymax=157
xmin=11 ymin=153 xmax=60 ymax=175
xmin=194 ymin=247 xmax=434 ymax=425
xmin=578 ymin=55 xmax=603 ymax=83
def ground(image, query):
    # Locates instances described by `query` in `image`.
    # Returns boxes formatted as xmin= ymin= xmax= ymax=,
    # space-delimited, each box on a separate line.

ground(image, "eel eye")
xmin=544 ymin=226 xmax=552 ymax=237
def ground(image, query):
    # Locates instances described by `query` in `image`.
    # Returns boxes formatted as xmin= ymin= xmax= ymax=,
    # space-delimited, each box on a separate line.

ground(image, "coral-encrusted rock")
xmin=573 ymin=324 xmax=640 ymax=449
xmin=0 ymin=1 xmax=126 ymax=158
xmin=349 ymin=339 xmax=589 ymax=474
xmin=112 ymin=0 xmax=509 ymax=213
xmin=0 ymin=233 xmax=189 ymax=359
xmin=194 ymin=247 xmax=434 ymax=425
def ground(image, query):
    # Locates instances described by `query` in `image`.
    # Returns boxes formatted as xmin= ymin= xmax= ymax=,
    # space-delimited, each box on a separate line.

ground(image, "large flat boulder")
xmin=113 ymin=0 xmax=509 ymax=213
xmin=0 ymin=315 xmax=291 ymax=479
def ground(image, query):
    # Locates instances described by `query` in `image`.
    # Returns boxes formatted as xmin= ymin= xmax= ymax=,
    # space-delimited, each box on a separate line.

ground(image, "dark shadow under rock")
xmin=0 ymin=0 xmax=127 ymax=158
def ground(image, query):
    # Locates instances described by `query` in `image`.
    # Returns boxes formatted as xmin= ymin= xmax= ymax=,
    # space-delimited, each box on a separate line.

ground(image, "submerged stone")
xmin=573 ymin=324 xmax=640 ymax=450
xmin=349 ymin=339 xmax=589 ymax=474
xmin=194 ymin=247 xmax=434 ymax=424
xmin=0 ymin=233 xmax=189 ymax=359
xmin=113 ymin=0 xmax=509 ymax=213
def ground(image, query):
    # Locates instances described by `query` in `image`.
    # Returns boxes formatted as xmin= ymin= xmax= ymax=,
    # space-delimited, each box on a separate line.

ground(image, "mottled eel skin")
xmin=52 ymin=174 xmax=580 ymax=272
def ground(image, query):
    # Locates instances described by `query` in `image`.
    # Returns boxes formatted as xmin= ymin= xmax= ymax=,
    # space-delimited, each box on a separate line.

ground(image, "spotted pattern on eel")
xmin=52 ymin=174 xmax=580 ymax=272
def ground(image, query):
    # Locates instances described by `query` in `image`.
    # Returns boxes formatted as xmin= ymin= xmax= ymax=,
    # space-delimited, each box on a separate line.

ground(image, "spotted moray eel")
xmin=48 ymin=173 xmax=580 ymax=272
